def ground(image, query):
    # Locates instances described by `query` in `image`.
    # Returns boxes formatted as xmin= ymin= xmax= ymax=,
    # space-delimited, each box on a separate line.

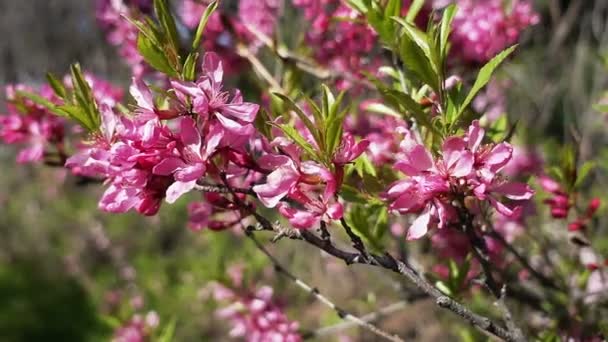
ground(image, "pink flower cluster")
xmin=66 ymin=53 xmax=259 ymax=216
xmin=178 ymin=0 xmax=280 ymax=74
xmin=113 ymin=311 xmax=159 ymax=342
xmin=95 ymin=0 xmax=151 ymax=76
xmin=0 ymin=74 xmax=122 ymax=164
xmin=213 ymin=284 xmax=301 ymax=342
xmin=540 ymin=176 xmax=601 ymax=231
xmin=291 ymin=0 xmax=380 ymax=90
xmin=385 ymin=121 xmax=534 ymax=240
xmin=253 ymin=130 xmax=367 ymax=229
xmin=0 ymin=85 xmax=65 ymax=163
xmin=443 ymin=0 xmax=539 ymax=64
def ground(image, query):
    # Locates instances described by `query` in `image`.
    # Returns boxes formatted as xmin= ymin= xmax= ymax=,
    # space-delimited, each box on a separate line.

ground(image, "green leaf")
xmin=182 ymin=52 xmax=198 ymax=81
xmin=46 ymin=73 xmax=67 ymax=98
xmin=70 ymin=63 xmax=100 ymax=130
xmin=192 ymin=0 xmax=218 ymax=50
xmin=405 ymin=0 xmax=425 ymax=23
xmin=354 ymin=154 xmax=377 ymax=177
xmin=57 ymin=104 xmax=97 ymax=131
xmin=439 ymin=4 xmax=457 ymax=59
xmin=392 ymin=17 xmax=438 ymax=74
xmin=363 ymin=102 xmax=401 ymax=118
xmin=339 ymin=185 xmax=369 ymax=204
xmin=384 ymin=0 xmax=402 ymax=19
xmin=325 ymin=109 xmax=346 ymax=157
xmin=157 ymin=318 xmax=176 ymax=342
xmin=272 ymin=93 xmax=322 ymax=148
xmin=458 ymin=45 xmax=517 ymax=117
xmin=435 ymin=281 xmax=453 ymax=296
xmin=574 ymin=161 xmax=595 ymax=188
xmin=137 ymin=34 xmax=179 ymax=77
xmin=153 ymin=0 xmax=181 ymax=56
xmin=397 ymin=30 xmax=440 ymax=91
xmin=276 ymin=124 xmax=318 ymax=159
xmin=592 ymin=103 xmax=608 ymax=113
xmin=15 ymin=91 xmax=59 ymax=113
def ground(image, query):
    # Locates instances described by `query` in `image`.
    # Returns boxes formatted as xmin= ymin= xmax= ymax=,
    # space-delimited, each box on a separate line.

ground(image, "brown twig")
xmin=243 ymin=227 xmax=404 ymax=342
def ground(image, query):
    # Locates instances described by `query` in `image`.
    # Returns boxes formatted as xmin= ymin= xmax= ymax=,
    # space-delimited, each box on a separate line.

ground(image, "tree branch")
xmin=244 ymin=227 xmax=404 ymax=342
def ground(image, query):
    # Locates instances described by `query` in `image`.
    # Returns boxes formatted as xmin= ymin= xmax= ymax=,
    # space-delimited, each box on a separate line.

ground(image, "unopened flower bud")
xmin=586 ymin=197 xmax=601 ymax=217
xmin=568 ymin=221 xmax=585 ymax=232
xmin=551 ymin=207 xmax=568 ymax=219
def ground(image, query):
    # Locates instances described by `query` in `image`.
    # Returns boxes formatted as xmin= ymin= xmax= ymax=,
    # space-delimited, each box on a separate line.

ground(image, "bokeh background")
xmin=1 ymin=0 xmax=608 ymax=341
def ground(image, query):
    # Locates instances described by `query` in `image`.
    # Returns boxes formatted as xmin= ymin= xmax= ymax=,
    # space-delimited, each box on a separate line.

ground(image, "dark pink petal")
xmin=202 ymin=52 xmax=224 ymax=84
xmin=486 ymin=142 xmax=513 ymax=169
xmin=221 ymin=102 xmax=259 ymax=123
xmin=386 ymin=179 xmax=415 ymax=197
xmin=492 ymin=182 xmax=534 ymax=200
xmin=253 ymin=159 xmax=300 ymax=208
xmin=203 ymin=124 xmax=224 ymax=159
xmin=407 ymin=144 xmax=434 ymax=171
xmin=488 ymin=196 xmax=522 ymax=218
xmin=326 ymin=202 xmax=343 ymax=220
xmin=179 ymin=116 xmax=202 ymax=151
xmin=215 ymin=113 xmax=255 ymax=135
xmin=257 ymin=154 xmax=292 ymax=170
xmin=153 ymin=157 xmax=186 ymax=175
xmin=175 ymin=163 xmax=206 ymax=182
xmin=171 ymin=80 xmax=204 ymax=98
xmin=442 ymin=137 xmax=467 ymax=168
xmin=390 ymin=194 xmax=421 ymax=213
xmin=99 ymin=104 xmax=117 ymax=142
xmin=450 ymin=151 xmax=474 ymax=178
xmin=467 ymin=120 xmax=484 ymax=152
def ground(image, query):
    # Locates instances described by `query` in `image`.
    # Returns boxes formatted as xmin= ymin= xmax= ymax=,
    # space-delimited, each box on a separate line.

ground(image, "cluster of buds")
xmin=540 ymin=176 xmax=601 ymax=232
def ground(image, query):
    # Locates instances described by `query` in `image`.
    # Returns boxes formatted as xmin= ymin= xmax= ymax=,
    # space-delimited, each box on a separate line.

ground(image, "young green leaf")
xmin=137 ymin=34 xmax=180 ymax=77
xmin=439 ymin=4 xmax=457 ymax=59
xmin=153 ymin=0 xmax=181 ymax=56
xmin=458 ymin=45 xmax=517 ymax=117
xmin=272 ymin=93 xmax=322 ymax=147
xmin=574 ymin=161 xmax=595 ymax=188
xmin=392 ymin=17 xmax=438 ymax=74
xmin=182 ymin=52 xmax=199 ymax=81
xmin=15 ymin=91 xmax=59 ymax=114
xmin=46 ymin=73 xmax=67 ymax=99
xmin=192 ymin=0 xmax=218 ymax=50
xmin=275 ymin=124 xmax=319 ymax=159
xmin=398 ymin=31 xmax=440 ymax=91
xmin=405 ymin=0 xmax=425 ymax=23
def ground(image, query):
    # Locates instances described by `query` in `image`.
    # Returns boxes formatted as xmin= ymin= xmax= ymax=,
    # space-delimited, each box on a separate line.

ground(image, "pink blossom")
xmin=95 ymin=0 xmax=149 ymax=76
xmin=113 ymin=311 xmax=158 ymax=342
xmin=441 ymin=0 xmax=539 ymax=64
xmin=386 ymin=120 xmax=534 ymax=240
xmin=253 ymin=137 xmax=344 ymax=229
xmin=213 ymin=283 xmax=301 ymax=342
xmin=0 ymin=85 xmax=65 ymax=164
xmin=152 ymin=117 xmax=219 ymax=203
xmin=171 ymin=53 xmax=259 ymax=137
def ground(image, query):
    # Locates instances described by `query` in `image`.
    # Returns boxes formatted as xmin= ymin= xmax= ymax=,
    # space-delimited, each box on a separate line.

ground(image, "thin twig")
xmin=340 ymin=218 xmax=369 ymax=261
xmin=244 ymin=227 xmax=404 ymax=342
xmin=488 ymin=230 xmax=562 ymax=291
xmin=303 ymin=301 xmax=409 ymax=339
xmin=194 ymin=182 xmax=255 ymax=195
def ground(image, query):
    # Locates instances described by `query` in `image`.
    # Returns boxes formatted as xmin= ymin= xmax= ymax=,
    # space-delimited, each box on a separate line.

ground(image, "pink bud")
xmin=586 ymin=197 xmax=601 ymax=217
xmin=551 ymin=207 xmax=569 ymax=219
xmin=568 ymin=221 xmax=585 ymax=232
